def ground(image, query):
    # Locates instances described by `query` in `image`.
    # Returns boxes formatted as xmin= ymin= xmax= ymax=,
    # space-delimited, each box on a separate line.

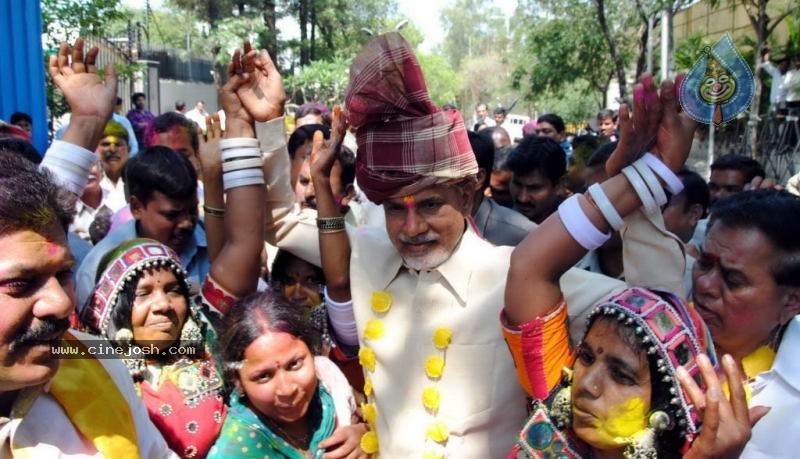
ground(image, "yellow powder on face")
xmin=591 ymin=397 xmax=649 ymax=446
xmin=106 ymin=135 xmax=118 ymax=144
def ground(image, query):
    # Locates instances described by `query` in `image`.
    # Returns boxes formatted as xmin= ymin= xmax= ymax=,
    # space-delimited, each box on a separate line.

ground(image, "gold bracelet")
xmin=203 ymin=205 xmax=225 ymax=217
xmin=319 ymin=228 xmax=346 ymax=234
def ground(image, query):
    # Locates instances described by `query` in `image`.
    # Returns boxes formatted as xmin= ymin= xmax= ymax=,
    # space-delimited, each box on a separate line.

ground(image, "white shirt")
xmin=741 ymin=315 xmax=800 ymax=458
xmin=98 ymin=175 xmax=127 ymax=213
xmin=761 ymin=61 xmax=788 ymax=106
xmin=184 ymin=108 xmax=209 ymax=132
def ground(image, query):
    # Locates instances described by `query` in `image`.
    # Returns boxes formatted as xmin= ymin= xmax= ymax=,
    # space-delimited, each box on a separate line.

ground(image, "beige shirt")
xmin=256 ymin=120 xmax=687 ymax=456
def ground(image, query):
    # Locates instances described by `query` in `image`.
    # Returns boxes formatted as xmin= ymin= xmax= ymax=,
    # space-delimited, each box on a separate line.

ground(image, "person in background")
xmin=535 ymin=113 xmax=572 ymax=161
xmin=507 ymin=136 xmax=568 ymax=224
xmin=127 ymin=91 xmax=155 ymax=147
xmin=494 ymin=106 xmax=508 ymax=127
xmin=175 ymin=99 xmax=187 ymax=114
xmin=296 ymin=102 xmax=331 ymax=128
xmin=9 ymin=111 xmax=32 ymax=134
xmin=473 ymin=102 xmax=495 ymax=131
xmin=597 ymin=108 xmax=619 ymax=140
xmin=96 ymin=121 xmax=131 ymax=213
xmin=468 ymin=130 xmax=535 ymax=246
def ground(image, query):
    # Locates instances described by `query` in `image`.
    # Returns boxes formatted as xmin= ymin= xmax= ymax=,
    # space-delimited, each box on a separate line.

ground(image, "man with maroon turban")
xmin=229 ymin=34 xmax=687 ymax=457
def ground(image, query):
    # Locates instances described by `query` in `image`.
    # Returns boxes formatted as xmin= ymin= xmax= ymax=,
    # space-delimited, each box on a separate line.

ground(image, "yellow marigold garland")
xmin=422 ymin=386 xmax=441 ymax=411
xmin=359 ymin=347 xmax=376 ymax=372
xmin=425 ymin=356 xmax=445 ymax=379
xmin=362 ymin=291 xmax=454 ymax=456
xmin=370 ymin=291 xmax=392 ymax=313
xmin=364 ymin=319 xmax=385 ymax=340
xmin=360 ymin=431 xmax=379 ymax=454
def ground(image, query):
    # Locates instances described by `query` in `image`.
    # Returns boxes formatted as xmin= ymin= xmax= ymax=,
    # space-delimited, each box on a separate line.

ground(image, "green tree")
xmin=284 ymin=54 xmax=350 ymax=104
xmin=417 ymin=54 xmax=463 ymax=107
xmin=440 ymin=0 xmax=507 ymax=69
xmin=709 ymin=0 xmax=800 ymax=147
xmin=41 ymin=0 xmax=129 ymax=132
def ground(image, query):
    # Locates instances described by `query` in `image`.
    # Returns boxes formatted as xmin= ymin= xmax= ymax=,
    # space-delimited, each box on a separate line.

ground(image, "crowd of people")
xmin=1 ymin=31 xmax=799 ymax=459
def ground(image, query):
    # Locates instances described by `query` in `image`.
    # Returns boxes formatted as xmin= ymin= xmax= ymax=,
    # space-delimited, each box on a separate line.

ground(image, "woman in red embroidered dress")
xmin=77 ymin=48 xmax=267 ymax=458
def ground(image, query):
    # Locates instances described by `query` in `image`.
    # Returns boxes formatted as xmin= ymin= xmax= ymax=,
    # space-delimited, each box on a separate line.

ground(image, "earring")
xmin=550 ymin=367 xmax=574 ymax=429
xmin=114 ymin=328 xmax=133 ymax=345
xmin=649 ymin=410 xmax=672 ymax=432
xmin=623 ymin=427 xmax=658 ymax=459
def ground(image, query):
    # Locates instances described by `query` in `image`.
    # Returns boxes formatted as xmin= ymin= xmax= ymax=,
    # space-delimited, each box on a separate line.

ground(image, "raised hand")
xmin=231 ymin=40 xmax=286 ymax=123
xmin=679 ymin=354 xmax=769 ymax=459
xmin=650 ymin=73 xmax=698 ymax=172
xmin=310 ymin=105 xmax=347 ymax=182
xmin=197 ymin=113 xmax=223 ymax=172
xmin=49 ymin=38 xmax=118 ymax=149
xmin=220 ymin=48 xmax=257 ymax=138
xmin=606 ymin=73 xmax=662 ymax=176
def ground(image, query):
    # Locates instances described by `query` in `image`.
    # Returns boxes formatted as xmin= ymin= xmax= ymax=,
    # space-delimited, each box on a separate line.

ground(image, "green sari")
xmin=209 ymin=385 xmax=336 ymax=458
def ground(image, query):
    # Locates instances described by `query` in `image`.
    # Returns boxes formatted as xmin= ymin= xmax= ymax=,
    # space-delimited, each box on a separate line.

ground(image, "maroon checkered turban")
xmin=344 ymin=32 xmax=477 ymax=203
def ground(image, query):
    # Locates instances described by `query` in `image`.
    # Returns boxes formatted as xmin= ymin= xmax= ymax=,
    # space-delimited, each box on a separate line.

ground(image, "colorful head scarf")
xmin=344 ymin=32 xmax=477 ymax=203
xmin=80 ymin=238 xmax=187 ymax=334
xmin=586 ymin=287 xmax=717 ymax=453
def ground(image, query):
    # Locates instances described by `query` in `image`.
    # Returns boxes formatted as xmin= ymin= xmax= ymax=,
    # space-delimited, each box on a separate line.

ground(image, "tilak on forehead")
xmin=343 ymin=32 xmax=477 ymax=204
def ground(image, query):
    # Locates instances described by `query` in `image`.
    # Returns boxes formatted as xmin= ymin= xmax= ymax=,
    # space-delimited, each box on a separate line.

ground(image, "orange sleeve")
xmin=501 ymin=299 xmax=574 ymax=400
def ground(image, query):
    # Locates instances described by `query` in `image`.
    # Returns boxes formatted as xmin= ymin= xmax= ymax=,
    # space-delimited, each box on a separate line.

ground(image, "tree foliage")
xmin=440 ymin=0 xmax=508 ymax=69
xmin=42 ymin=0 xmax=134 ymax=131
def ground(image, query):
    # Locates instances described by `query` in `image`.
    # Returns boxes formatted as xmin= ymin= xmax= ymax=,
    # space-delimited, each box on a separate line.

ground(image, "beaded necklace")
xmin=357 ymin=290 xmax=453 ymax=458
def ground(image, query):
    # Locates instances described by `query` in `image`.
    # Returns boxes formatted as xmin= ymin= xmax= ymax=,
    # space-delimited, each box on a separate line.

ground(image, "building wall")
xmin=673 ymin=0 xmax=792 ymax=45
xmin=158 ymin=80 xmax=219 ymax=116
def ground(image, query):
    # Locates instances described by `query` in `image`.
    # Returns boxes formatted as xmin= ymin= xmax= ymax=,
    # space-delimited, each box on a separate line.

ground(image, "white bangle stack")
xmin=40 ymin=140 xmax=97 ymax=195
xmin=324 ymin=287 xmax=359 ymax=346
xmin=221 ymin=138 xmax=264 ymax=191
xmin=621 ymin=153 xmax=684 ymax=215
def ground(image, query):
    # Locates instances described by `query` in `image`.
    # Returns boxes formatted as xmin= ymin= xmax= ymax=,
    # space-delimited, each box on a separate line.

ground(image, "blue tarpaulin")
xmin=0 ymin=1 xmax=48 ymax=155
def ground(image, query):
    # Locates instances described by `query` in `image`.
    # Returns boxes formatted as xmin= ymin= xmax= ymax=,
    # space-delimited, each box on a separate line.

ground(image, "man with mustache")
xmin=95 ymin=121 xmax=130 ymax=213
xmin=0 ymin=39 xmax=172 ymax=457
xmin=232 ymin=34 xmax=687 ymax=456
xmin=680 ymin=188 xmax=800 ymax=457
xmin=74 ymin=145 xmax=208 ymax=306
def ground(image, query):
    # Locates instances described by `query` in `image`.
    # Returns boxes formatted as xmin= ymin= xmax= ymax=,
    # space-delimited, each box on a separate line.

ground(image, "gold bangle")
xmin=319 ymin=228 xmax=346 ymax=234
xmin=203 ymin=205 xmax=225 ymax=217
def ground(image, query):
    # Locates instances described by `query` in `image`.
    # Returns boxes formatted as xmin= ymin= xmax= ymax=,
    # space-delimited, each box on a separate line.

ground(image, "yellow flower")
xmin=432 ymin=327 xmax=452 ymax=349
xmin=371 ymin=291 xmax=392 ymax=313
xmin=359 ymin=347 xmax=376 ymax=372
xmin=426 ymin=420 xmax=449 ymax=443
xmin=425 ymin=356 xmax=445 ymax=379
xmin=422 ymin=451 xmax=444 ymax=459
xmin=364 ymin=319 xmax=385 ymax=341
xmin=360 ymin=431 xmax=379 ymax=454
xmin=363 ymin=376 xmax=373 ymax=396
xmin=361 ymin=402 xmax=377 ymax=425
xmin=422 ymin=386 xmax=441 ymax=411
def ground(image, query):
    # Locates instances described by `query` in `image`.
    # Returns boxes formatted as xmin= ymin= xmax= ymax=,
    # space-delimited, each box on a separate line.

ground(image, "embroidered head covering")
xmin=344 ymin=32 xmax=477 ymax=203
xmin=586 ymin=287 xmax=717 ymax=453
xmin=80 ymin=238 xmax=188 ymax=334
